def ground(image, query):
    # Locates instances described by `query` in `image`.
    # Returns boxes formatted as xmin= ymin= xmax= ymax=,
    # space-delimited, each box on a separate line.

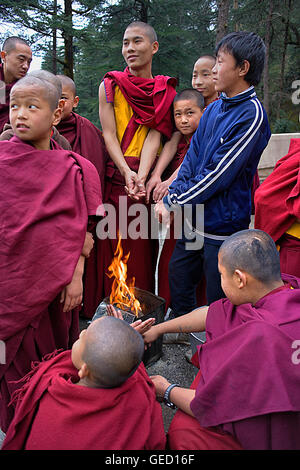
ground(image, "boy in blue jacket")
xmin=155 ymin=31 xmax=271 ymax=318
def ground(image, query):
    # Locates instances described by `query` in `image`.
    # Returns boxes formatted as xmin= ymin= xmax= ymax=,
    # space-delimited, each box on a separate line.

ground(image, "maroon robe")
xmin=0 ymin=136 xmax=104 ymax=432
xmin=185 ymin=274 xmax=300 ymax=450
xmin=56 ymin=112 xmax=109 ymax=319
xmin=255 ymin=138 xmax=300 ymax=277
xmin=101 ymin=68 xmax=177 ymax=300
xmin=2 ymin=350 xmax=166 ymax=450
xmin=0 ymin=64 xmax=16 ymax=133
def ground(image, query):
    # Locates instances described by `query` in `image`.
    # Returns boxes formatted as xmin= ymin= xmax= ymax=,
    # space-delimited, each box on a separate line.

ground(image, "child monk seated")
xmin=143 ymin=229 xmax=300 ymax=450
xmin=2 ymin=316 xmax=166 ymax=450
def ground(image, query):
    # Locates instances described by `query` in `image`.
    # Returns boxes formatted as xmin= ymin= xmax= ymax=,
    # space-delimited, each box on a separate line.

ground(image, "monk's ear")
xmin=73 ymin=96 xmax=79 ymax=109
xmin=234 ymin=269 xmax=247 ymax=289
xmin=0 ymin=51 xmax=6 ymax=62
xmin=78 ymin=362 xmax=89 ymax=379
xmin=52 ymin=106 xmax=62 ymax=126
xmin=152 ymin=41 xmax=159 ymax=56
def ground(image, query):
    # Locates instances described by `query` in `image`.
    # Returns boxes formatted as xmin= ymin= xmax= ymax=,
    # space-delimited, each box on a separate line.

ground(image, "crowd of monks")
xmin=0 ymin=22 xmax=300 ymax=451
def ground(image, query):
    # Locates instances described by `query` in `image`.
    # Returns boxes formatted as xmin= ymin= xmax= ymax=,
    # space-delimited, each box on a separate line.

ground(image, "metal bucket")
xmin=93 ymin=287 xmax=165 ymax=366
xmin=189 ymin=331 xmax=206 ymax=356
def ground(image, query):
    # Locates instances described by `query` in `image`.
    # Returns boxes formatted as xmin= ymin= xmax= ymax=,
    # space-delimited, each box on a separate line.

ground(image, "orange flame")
xmin=107 ymin=234 xmax=142 ymax=317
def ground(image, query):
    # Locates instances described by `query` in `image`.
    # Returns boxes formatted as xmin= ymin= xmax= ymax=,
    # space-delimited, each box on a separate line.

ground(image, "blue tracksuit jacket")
xmin=163 ymin=86 xmax=271 ymax=237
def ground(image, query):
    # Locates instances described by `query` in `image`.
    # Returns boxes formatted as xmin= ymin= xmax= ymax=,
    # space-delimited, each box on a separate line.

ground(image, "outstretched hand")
xmin=106 ymin=304 xmax=155 ymax=338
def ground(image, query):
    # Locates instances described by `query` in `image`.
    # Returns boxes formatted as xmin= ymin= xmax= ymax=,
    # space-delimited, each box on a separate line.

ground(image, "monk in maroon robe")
xmin=145 ymin=229 xmax=300 ymax=450
xmin=56 ymin=74 xmax=108 ymax=319
xmin=0 ymin=75 xmax=104 ymax=432
xmin=255 ymin=138 xmax=300 ymax=277
xmin=99 ymin=22 xmax=176 ymax=302
xmin=2 ymin=317 xmax=166 ymax=450
xmin=0 ymin=37 xmax=32 ymax=133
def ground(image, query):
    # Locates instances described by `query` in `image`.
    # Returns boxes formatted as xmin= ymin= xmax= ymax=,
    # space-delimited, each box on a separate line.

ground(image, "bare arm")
xmin=60 ymin=255 xmax=85 ymax=312
xmin=138 ymin=128 xmax=161 ymax=186
xmin=150 ymin=375 xmax=196 ymax=416
xmin=146 ymin=131 xmax=181 ymax=203
xmin=98 ymin=82 xmax=143 ymax=197
xmin=153 ymin=163 xmax=182 ymax=202
xmin=143 ymin=305 xmax=208 ymax=345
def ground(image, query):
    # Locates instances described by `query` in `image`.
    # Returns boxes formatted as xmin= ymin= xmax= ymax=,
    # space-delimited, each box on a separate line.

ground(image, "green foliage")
xmin=0 ymin=0 xmax=299 ymax=131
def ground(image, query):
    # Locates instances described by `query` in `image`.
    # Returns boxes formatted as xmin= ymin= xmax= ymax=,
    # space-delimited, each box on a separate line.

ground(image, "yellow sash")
xmin=286 ymin=221 xmax=300 ymax=239
xmin=113 ymin=86 xmax=149 ymax=158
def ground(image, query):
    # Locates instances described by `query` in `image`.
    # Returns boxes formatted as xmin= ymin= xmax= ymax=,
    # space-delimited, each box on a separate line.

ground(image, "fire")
xmin=107 ymin=234 xmax=142 ymax=317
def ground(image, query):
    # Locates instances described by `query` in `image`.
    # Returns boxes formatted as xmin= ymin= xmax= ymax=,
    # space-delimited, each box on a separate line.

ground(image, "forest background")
xmin=0 ymin=0 xmax=299 ymax=132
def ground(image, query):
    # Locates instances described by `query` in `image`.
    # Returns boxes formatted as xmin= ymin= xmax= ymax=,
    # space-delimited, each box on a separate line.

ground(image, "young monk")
xmin=0 ymin=36 xmax=32 ymax=132
xmin=143 ymin=229 xmax=300 ymax=450
xmin=99 ymin=21 xmax=177 ymax=298
xmin=0 ymin=70 xmax=71 ymax=150
xmin=191 ymin=55 xmax=218 ymax=109
xmin=56 ymin=74 xmax=108 ymax=319
xmin=2 ymin=316 xmax=166 ymax=450
xmin=146 ymin=89 xmax=204 ymax=316
xmin=255 ymin=138 xmax=300 ymax=277
xmin=0 ymin=75 xmax=104 ymax=432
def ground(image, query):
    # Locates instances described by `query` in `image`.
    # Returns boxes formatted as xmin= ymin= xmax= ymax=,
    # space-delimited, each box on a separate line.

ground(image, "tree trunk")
xmin=135 ymin=0 xmax=149 ymax=23
xmin=63 ymin=0 xmax=74 ymax=79
xmin=52 ymin=0 xmax=57 ymax=75
xmin=263 ymin=0 xmax=273 ymax=116
xmin=277 ymin=0 xmax=292 ymax=118
xmin=216 ymin=0 xmax=230 ymax=45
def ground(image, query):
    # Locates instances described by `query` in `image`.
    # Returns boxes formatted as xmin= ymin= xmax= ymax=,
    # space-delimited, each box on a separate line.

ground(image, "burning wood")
xmin=107 ymin=234 xmax=142 ymax=317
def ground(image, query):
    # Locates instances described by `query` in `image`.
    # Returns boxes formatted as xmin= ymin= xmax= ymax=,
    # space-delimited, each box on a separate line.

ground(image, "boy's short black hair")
xmin=215 ymin=31 xmax=266 ymax=86
xmin=174 ymin=88 xmax=205 ymax=110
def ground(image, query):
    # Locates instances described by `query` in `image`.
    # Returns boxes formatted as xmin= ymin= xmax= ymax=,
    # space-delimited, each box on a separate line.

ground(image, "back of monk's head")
xmin=56 ymin=74 xmax=76 ymax=96
xmin=29 ymin=70 xmax=62 ymax=97
xmin=174 ymin=88 xmax=205 ymax=110
xmin=11 ymin=75 xmax=59 ymax=111
xmin=125 ymin=21 xmax=157 ymax=43
xmin=83 ymin=316 xmax=145 ymax=388
xmin=219 ymin=229 xmax=281 ymax=285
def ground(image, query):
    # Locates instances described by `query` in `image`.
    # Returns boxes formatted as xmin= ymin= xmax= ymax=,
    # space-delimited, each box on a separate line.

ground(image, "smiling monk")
xmin=98 ymin=21 xmax=176 ymax=299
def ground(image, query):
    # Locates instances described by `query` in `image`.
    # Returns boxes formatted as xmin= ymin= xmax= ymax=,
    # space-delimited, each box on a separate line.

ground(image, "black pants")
xmin=168 ymin=234 xmax=225 ymax=317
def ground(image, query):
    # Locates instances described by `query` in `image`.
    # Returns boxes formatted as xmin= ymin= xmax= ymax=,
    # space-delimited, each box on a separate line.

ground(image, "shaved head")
xmin=219 ymin=229 xmax=281 ymax=285
xmin=29 ymin=70 xmax=62 ymax=97
xmin=56 ymin=74 xmax=76 ymax=96
xmin=174 ymin=88 xmax=205 ymax=110
xmin=125 ymin=21 xmax=157 ymax=43
xmin=83 ymin=316 xmax=144 ymax=388
xmin=2 ymin=36 xmax=30 ymax=54
xmin=11 ymin=75 xmax=59 ymax=111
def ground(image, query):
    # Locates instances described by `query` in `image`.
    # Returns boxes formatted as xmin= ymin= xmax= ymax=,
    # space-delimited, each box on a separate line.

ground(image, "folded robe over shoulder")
xmin=254 ymin=138 xmax=300 ymax=242
xmin=103 ymin=66 xmax=177 ymax=149
xmin=56 ymin=112 xmax=109 ymax=318
xmin=56 ymin=111 xmax=108 ymax=192
xmin=190 ymin=274 xmax=300 ymax=450
xmin=2 ymin=350 xmax=166 ymax=450
xmin=0 ymin=136 xmax=104 ymax=430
